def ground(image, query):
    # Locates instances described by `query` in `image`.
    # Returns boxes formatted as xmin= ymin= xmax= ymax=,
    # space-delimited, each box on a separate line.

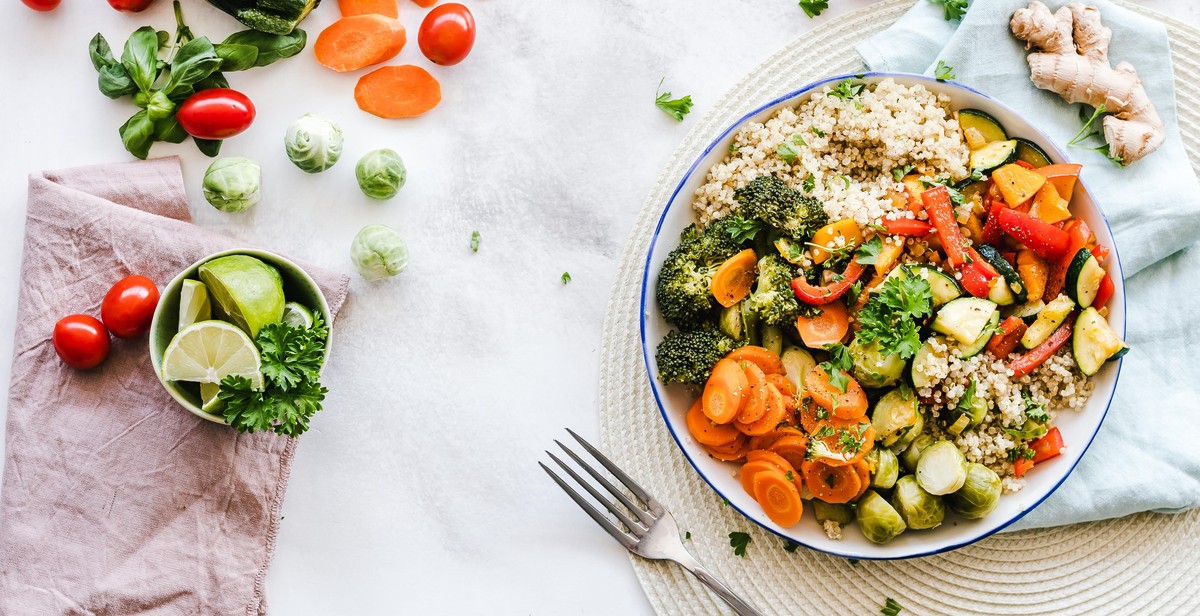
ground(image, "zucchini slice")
xmin=932 ymin=297 xmax=999 ymax=345
xmin=1073 ymin=306 xmax=1129 ymax=376
xmin=1008 ymin=299 xmax=1045 ymax=321
xmin=1021 ymin=294 xmax=1075 ymax=349
xmin=904 ymin=264 xmax=964 ymax=307
xmin=1065 ymin=247 xmax=1106 ymax=308
xmin=975 ymin=244 xmax=1026 ymax=297
xmin=987 ymin=275 xmax=1017 ymax=306
xmin=958 ymin=109 xmax=1008 ymax=144
xmin=969 ymin=140 xmax=1019 ymax=174
xmin=1014 ymin=137 xmax=1053 ymax=168
xmin=958 ymin=310 xmax=999 ymax=358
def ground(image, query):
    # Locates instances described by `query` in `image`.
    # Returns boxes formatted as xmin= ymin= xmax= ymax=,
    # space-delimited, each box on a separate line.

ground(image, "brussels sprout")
xmin=946 ymin=462 xmax=1002 ymax=519
xmin=849 ymin=337 xmax=906 ymax=388
xmin=872 ymin=386 xmax=919 ymax=445
xmin=719 ymin=303 xmax=745 ymax=340
xmin=900 ymin=434 xmax=937 ymax=472
xmin=888 ymin=403 xmax=925 ymax=452
xmin=202 ymin=157 xmax=261 ymax=212
xmin=916 ymin=440 xmax=969 ymax=495
xmin=350 ymin=224 xmax=409 ymax=281
xmin=869 ymin=448 xmax=899 ymax=489
xmin=761 ymin=324 xmax=784 ymax=356
xmin=856 ymin=490 xmax=907 ymax=544
xmin=285 ymin=114 xmax=344 ymax=173
xmin=355 ymin=148 xmax=406 ymax=199
xmin=780 ymin=346 xmax=816 ymax=396
xmin=890 ymin=475 xmax=946 ymax=530
xmin=812 ymin=499 xmax=854 ymax=525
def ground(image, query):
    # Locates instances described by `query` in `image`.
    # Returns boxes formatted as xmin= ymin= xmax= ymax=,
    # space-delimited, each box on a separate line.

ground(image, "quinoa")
xmin=692 ymin=78 xmax=970 ymax=227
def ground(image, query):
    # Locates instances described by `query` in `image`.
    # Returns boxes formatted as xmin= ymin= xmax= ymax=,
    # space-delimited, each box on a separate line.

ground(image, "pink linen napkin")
xmin=0 ymin=157 xmax=349 ymax=615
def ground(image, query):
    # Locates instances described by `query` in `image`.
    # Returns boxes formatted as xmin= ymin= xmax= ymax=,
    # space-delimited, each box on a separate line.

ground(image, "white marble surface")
xmin=1 ymin=1 xmax=1196 ymax=614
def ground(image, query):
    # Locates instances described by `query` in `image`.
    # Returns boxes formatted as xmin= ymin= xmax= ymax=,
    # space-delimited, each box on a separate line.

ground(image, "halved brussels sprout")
xmin=780 ymin=346 xmax=816 ymax=397
xmin=946 ymin=462 xmax=1002 ymax=519
xmin=719 ymin=302 xmax=746 ymax=340
xmin=872 ymin=385 xmax=919 ymax=445
xmin=849 ymin=337 xmax=906 ymax=388
xmin=900 ymin=434 xmax=937 ymax=472
xmin=761 ymin=324 xmax=785 ymax=356
xmin=856 ymin=490 xmax=907 ymax=544
xmin=888 ymin=404 xmax=926 ymax=452
xmin=869 ymin=448 xmax=899 ymax=490
xmin=916 ymin=440 xmax=969 ymax=495
xmin=890 ymin=475 xmax=946 ymax=530
xmin=812 ymin=499 xmax=854 ymax=525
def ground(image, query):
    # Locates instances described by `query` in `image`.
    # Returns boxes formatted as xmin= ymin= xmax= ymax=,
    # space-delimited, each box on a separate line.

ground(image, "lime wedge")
xmin=179 ymin=279 xmax=213 ymax=331
xmin=200 ymin=382 xmax=224 ymax=414
xmin=281 ymin=301 xmax=314 ymax=329
xmin=162 ymin=320 xmax=263 ymax=389
xmin=198 ymin=255 xmax=285 ymax=338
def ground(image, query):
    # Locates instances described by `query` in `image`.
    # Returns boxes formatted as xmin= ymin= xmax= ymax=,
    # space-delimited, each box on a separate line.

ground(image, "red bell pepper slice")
xmin=791 ymin=258 xmax=867 ymax=305
xmin=880 ymin=217 xmax=934 ymax=236
xmin=1009 ymin=313 xmax=1076 ymax=378
xmin=1091 ymin=243 xmax=1110 ymax=262
xmin=1014 ymin=160 xmax=1036 ymax=170
xmin=986 ymin=316 xmax=1029 ymax=358
xmin=922 ymin=186 xmax=968 ymax=268
xmin=1013 ymin=457 xmax=1035 ymax=478
xmin=980 ymin=203 xmax=1006 ymax=246
xmin=1030 ymin=426 xmax=1065 ymax=463
xmin=959 ymin=261 xmax=995 ymax=298
xmin=994 ymin=207 xmax=1071 ymax=260
xmin=1092 ymin=274 xmax=1115 ymax=308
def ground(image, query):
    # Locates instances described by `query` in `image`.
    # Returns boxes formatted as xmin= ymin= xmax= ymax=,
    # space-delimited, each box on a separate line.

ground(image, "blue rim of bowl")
xmin=637 ymin=71 xmax=1126 ymax=560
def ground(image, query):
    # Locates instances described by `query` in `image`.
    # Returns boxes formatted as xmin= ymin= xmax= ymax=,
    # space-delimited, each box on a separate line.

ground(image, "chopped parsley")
xmin=655 ymin=78 xmax=693 ymax=121
xmin=823 ymin=342 xmax=853 ymax=371
xmin=848 ymin=558 xmax=860 ymax=567
xmin=816 ymin=407 xmax=830 ymax=421
xmin=685 ymin=531 xmax=692 ymax=540
xmin=855 ymin=273 xmax=933 ymax=360
xmin=722 ymin=497 xmax=730 ymax=506
xmin=725 ymin=215 xmax=764 ymax=243
xmin=829 ymin=79 xmax=865 ymax=102
xmin=1007 ymin=445 xmax=1036 ymax=463
xmin=785 ymin=471 xmax=796 ymax=482
xmin=934 ymin=60 xmax=956 ymax=81
xmin=792 ymin=133 xmax=808 ymax=147
xmin=921 ymin=177 xmax=966 ymax=205
xmin=799 ymin=0 xmax=829 ymax=18
xmin=838 ymin=428 xmax=865 ymax=454
xmin=845 ymin=280 xmax=864 ymax=308
xmin=882 ymin=597 xmax=904 ymax=616
xmin=854 ymin=235 xmax=885 ymax=266
xmin=470 ymin=230 xmax=481 ymax=253
xmin=561 ymin=272 xmax=572 ymax=285
xmin=777 ymin=141 xmax=799 ymax=163
xmin=955 ymin=377 xmax=977 ymax=412
xmin=892 ymin=164 xmax=915 ymax=182
xmin=801 ymin=175 xmax=816 ymax=193
xmin=1023 ymin=392 xmax=1050 ymax=423
xmin=811 ymin=126 xmax=826 ymax=137
xmin=930 ymin=0 xmax=967 ymax=21
xmin=729 ymin=531 xmax=751 ymax=557
xmin=729 ymin=143 xmax=739 ymax=153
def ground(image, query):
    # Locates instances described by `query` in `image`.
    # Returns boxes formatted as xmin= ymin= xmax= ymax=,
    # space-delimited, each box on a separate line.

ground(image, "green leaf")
xmin=194 ymin=136 xmax=222 ymax=157
xmin=882 ymin=597 xmax=904 ymax=616
xmin=829 ymin=79 xmax=864 ymax=102
xmin=119 ymin=110 xmax=156 ymax=160
xmin=801 ymin=175 xmax=815 ymax=193
xmin=725 ymin=216 xmax=763 ymax=243
xmin=222 ymin=29 xmax=307 ymax=67
xmin=146 ymin=90 xmax=176 ymax=121
xmin=157 ymin=29 xmax=171 ymax=48
xmin=97 ymin=63 xmax=137 ymax=99
xmin=955 ymin=377 xmax=977 ymax=412
xmin=891 ymin=164 xmax=915 ymax=182
xmin=153 ymin=115 xmax=189 ymax=143
xmin=855 ymin=235 xmax=884 ymax=265
xmin=930 ymin=0 xmax=968 ymax=20
xmin=165 ymin=36 xmax=222 ymax=94
xmin=88 ymin=33 xmax=116 ymax=72
xmin=799 ymin=0 xmax=829 ymax=18
xmin=655 ymin=78 xmax=694 ymax=122
xmin=822 ymin=342 xmax=853 ymax=372
xmin=470 ymin=230 xmax=481 ymax=253
xmin=561 ymin=271 xmax=572 ymax=285
xmin=728 ymin=531 xmax=751 ymax=557
xmin=822 ymin=363 xmax=850 ymax=393
xmin=195 ymin=72 xmax=231 ymax=91
xmin=121 ymin=27 xmax=161 ymax=93
xmin=934 ymin=60 xmax=956 ymax=81
xmin=783 ymin=540 xmax=800 ymax=553
xmin=215 ymin=43 xmax=259 ymax=72
xmin=777 ymin=141 xmax=799 ymax=163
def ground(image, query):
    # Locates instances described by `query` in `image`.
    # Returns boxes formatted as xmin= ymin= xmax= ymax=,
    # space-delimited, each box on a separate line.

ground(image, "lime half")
xmin=162 ymin=320 xmax=263 ymax=389
xmin=200 ymin=382 xmax=224 ymax=414
xmin=179 ymin=279 xmax=213 ymax=331
xmin=198 ymin=255 xmax=285 ymax=338
xmin=281 ymin=301 xmax=314 ymax=329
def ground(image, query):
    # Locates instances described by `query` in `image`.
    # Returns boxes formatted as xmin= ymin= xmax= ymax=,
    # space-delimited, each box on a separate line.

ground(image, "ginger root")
xmin=1010 ymin=1 xmax=1164 ymax=165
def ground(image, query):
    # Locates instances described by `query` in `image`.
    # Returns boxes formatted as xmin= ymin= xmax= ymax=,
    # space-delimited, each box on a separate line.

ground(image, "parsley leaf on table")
xmin=561 ymin=272 xmax=572 ymax=285
xmin=655 ymin=78 xmax=694 ymax=121
xmin=799 ymin=0 xmax=829 ymax=18
xmin=783 ymin=540 xmax=800 ymax=553
xmin=470 ymin=230 xmax=481 ymax=253
xmin=882 ymin=597 xmax=904 ymax=616
xmin=934 ymin=60 xmax=956 ymax=81
xmin=729 ymin=531 xmax=751 ymax=557
xmin=930 ymin=0 xmax=968 ymax=21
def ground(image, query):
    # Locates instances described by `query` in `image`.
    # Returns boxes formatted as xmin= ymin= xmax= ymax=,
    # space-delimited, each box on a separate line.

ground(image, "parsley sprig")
xmin=729 ymin=531 xmax=751 ymax=557
xmin=725 ymin=216 xmax=764 ymax=243
xmin=855 ymin=273 xmax=933 ymax=360
xmin=930 ymin=0 xmax=968 ymax=21
xmin=799 ymin=0 xmax=829 ymax=18
xmin=655 ymin=78 xmax=694 ymax=122
xmin=882 ymin=597 xmax=904 ymax=616
xmin=934 ymin=60 xmax=956 ymax=81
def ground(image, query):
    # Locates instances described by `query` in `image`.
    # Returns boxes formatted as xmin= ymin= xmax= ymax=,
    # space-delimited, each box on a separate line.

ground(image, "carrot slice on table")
xmin=315 ymin=15 xmax=407 ymax=72
xmin=704 ymin=435 xmax=750 ymax=462
xmin=338 ymin=0 xmax=398 ymax=17
xmin=710 ymin=249 xmax=757 ymax=308
xmin=411 ymin=0 xmax=437 ymax=5
xmin=804 ymin=366 xmax=867 ymax=420
xmin=748 ymin=426 xmax=805 ymax=452
xmin=753 ymin=469 xmax=804 ymax=527
xmin=355 ymin=65 xmax=443 ymax=118
xmin=702 ymin=358 xmax=748 ymax=424
xmin=801 ymin=459 xmax=862 ymax=504
xmin=767 ymin=434 xmax=809 ymax=469
xmin=686 ymin=399 xmax=740 ymax=447
xmin=735 ymin=383 xmax=787 ymax=436
xmin=794 ymin=300 xmax=849 ymax=348
xmin=725 ymin=346 xmax=784 ymax=375
xmin=736 ymin=363 xmax=769 ymax=424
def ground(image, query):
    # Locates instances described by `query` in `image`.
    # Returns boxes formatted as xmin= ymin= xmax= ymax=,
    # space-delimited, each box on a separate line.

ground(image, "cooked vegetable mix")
xmin=656 ymin=79 xmax=1126 ymax=544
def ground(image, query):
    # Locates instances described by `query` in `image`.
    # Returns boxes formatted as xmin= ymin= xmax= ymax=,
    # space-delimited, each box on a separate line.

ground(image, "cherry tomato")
xmin=53 ymin=315 xmax=111 ymax=370
xmin=418 ymin=3 xmax=476 ymax=66
xmin=107 ymin=0 xmax=153 ymax=11
xmin=101 ymin=275 xmax=160 ymax=339
xmin=21 ymin=0 xmax=61 ymax=11
xmin=177 ymin=89 xmax=256 ymax=140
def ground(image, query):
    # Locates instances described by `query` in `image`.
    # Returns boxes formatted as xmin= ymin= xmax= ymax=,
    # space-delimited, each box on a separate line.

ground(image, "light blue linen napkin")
xmin=858 ymin=0 xmax=1200 ymax=530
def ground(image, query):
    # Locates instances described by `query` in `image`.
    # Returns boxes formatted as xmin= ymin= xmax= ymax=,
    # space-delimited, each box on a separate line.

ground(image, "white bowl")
xmin=639 ymin=73 xmax=1126 ymax=559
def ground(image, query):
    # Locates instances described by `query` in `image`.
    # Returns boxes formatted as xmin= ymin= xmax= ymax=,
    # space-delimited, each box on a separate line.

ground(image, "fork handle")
xmin=675 ymin=556 xmax=764 ymax=616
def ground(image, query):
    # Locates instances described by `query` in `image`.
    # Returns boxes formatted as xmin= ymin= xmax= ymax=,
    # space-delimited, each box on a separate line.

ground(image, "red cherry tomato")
xmin=53 ymin=315 xmax=111 ymax=370
xmin=101 ymin=275 xmax=160 ymax=339
xmin=21 ymin=0 xmax=61 ymax=11
xmin=107 ymin=0 xmax=153 ymax=11
xmin=418 ymin=3 xmax=476 ymax=66
xmin=177 ymin=89 xmax=256 ymax=140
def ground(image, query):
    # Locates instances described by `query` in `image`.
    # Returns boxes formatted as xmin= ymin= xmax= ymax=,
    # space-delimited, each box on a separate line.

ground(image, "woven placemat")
xmin=597 ymin=1 xmax=1200 ymax=614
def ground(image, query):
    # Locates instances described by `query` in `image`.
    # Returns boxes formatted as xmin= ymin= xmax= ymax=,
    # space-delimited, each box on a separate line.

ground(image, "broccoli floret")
xmin=744 ymin=254 xmax=803 ymax=326
xmin=655 ymin=327 xmax=741 ymax=386
xmin=655 ymin=222 xmax=743 ymax=328
xmin=734 ymin=175 xmax=829 ymax=240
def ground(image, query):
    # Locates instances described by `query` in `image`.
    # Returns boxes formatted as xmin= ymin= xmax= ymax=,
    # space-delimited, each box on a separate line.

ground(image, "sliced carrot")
xmin=411 ymin=0 xmax=437 ymax=5
xmin=765 ymin=374 xmax=798 ymax=411
xmin=736 ymin=363 xmax=769 ymax=424
xmin=739 ymin=459 xmax=785 ymax=496
xmin=315 ymin=15 xmax=407 ymax=72
xmin=753 ymin=470 xmax=804 ymax=527
xmin=808 ymin=420 xmax=874 ymax=467
xmin=338 ymin=0 xmax=398 ymax=17
xmin=745 ymin=449 xmax=795 ymax=473
xmin=797 ymin=397 xmax=825 ymax=434
xmin=794 ymin=300 xmax=849 ymax=348
xmin=702 ymin=358 xmax=748 ymax=424
xmin=710 ymin=249 xmax=757 ymax=308
xmin=735 ymin=383 xmax=787 ymax=436
xmin=685 ymin=399 xmax=740 ymax=447
xmin=704 ymin=435 xmax=750 ymax=461
xmin=748 ymin=426 xmax=805 ymax=452
xmin=851 ymin=459 xmax=872 ymax=500
xmin=355 ymin=65 xmax=442 ymax=119
xmin=767 ymin=434 xmax=809 ymax=469
xmin=804 ymin=367 xmax=867 ymax=420
xmin=801 ymin=459 xmax=862 ymax=504
xmin=725 ymin=346 xmax=784 ymax=375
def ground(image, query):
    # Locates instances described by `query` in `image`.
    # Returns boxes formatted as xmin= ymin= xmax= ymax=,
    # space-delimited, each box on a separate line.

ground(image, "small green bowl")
xmin=148 ymin=249 xmax=333 ymax=425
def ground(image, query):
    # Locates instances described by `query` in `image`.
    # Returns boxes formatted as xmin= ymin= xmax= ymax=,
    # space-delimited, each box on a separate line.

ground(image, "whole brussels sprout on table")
xmin=285 ymin=114 xmax=344 ymax=173
xmin=202 ymin=157 xmax=261 ymax=212
xmin=356 ymin=148 xmax=406 ymax=200
xmin=351 ymin=224 xmax=409 ymax=281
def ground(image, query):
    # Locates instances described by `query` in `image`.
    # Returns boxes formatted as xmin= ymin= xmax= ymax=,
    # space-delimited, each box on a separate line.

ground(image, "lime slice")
xmin=281 ymin=301 xmax=314 ymax=329
xmin=162 ymin=320 xmax=263 ymax=389
xmin=200 ymin=382 xmax=224 ymax=414
xmin=178 ymin=279 xmax=213 ymax=331
xmin=198 ymin=255 xmax=285 ymax=338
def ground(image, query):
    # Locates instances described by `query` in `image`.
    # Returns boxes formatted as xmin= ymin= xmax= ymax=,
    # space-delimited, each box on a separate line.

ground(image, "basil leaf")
xmin=194 ymin=72 xmax=230 ymax=92
xmin=88 ymin=33 xmax=116 ymax=72
xmin=165 ymin=36 xmax=221 ymax=94
xmin=215 ymin=43 xmax=259 ymax=72
xmin=97 ymin=64 xmax=137 ymax=99
xmin=153 ymin=115 xmax=188 ymax=144
xmin=156 ymin=29 xmax=170 ymax=49
xmin=194 ymin=136 xmax=222 ymax=157
xmin=222 ymin=29 xmax=307 ymax=67
xmin=146 ymin=90 xmax=176 ymax=121
xmin=121 ymin=27 xmax=160 ymax=93
xmin=119 ymin=110 xmax=156 ymax=160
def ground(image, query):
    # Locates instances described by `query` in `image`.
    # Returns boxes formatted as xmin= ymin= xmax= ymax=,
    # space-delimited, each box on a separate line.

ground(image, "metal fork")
xmin=540 ymin=429 xmax=764 ymax=616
